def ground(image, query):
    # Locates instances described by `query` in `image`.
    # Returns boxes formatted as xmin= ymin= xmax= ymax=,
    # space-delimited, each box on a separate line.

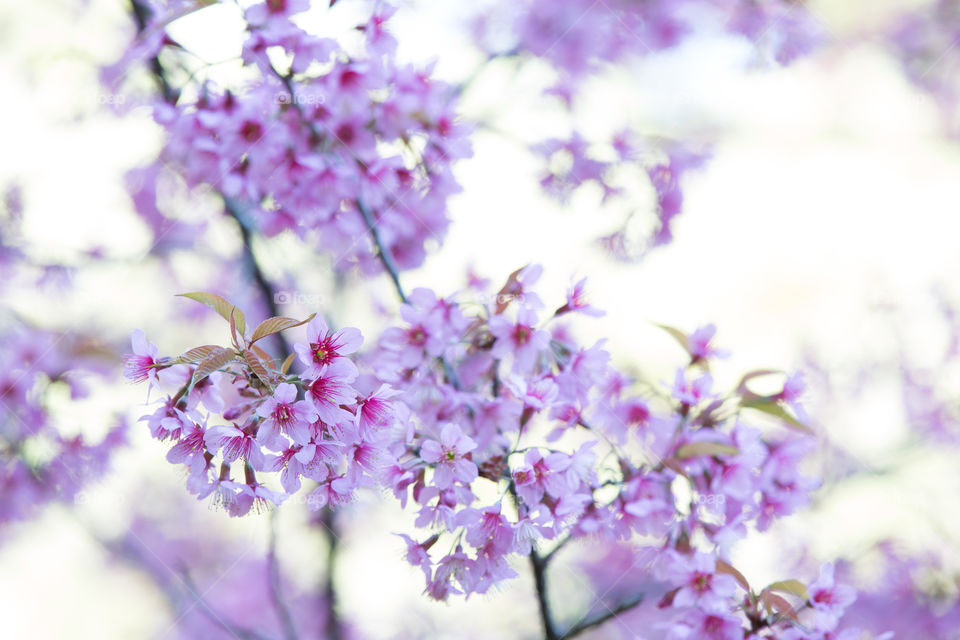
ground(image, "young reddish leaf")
xmin=172 ymin=344 xmax=224 ymax=364
xmin=177 ymin=292 xmax=246 ymax=336
xmin=657 ymin=586 xmax=680 ymax=609
xmin=242 ymin=349 xmax=270 ymax=386
xmin=736 ymin=369 xmax=783 ymax=396
xmin=715 ymin=559 xmax=750 ymax=592
xmin=250 ymin=343 xmax=274 ymax=366
xmin=281 ymin=351 xmax=297 ymax=375
xmin=495 ymin=265 xmax=528 ymax=314
xmin=659 ymin=457 xmax=690 ymax=478
xmin=654 ymin=323 xmax=690 ymax=355
xmin=766 ymin=579 xmax=810 ymax=601
xmin=675 ymin=442 xmax=740 ymax=459
xmin=191 ymin=347 xmax=237 ymax=385
xmin=250 ymin=313 xmax=316 ymax=344
xmin=230 ymin=307 xmax=239 ymax=346
xmin=759 ymin=590 xmax=800 ymax=621
xmin=741 ymin=398 xmax=813 ymax=434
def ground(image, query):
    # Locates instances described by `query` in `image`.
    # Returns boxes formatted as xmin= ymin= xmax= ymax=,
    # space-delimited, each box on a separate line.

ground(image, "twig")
xmin=129 ymin=0 xmax=178 ymax=104
xmin=542 ymin=533 xmax=573 ymax=565
xmin=530 ymin=550 xmax=559 ymax=640
xmin=321 ymin=508 xmax=342 ymax=640
xmin=223 ymin=196 xmax=290 ymax=358
xmin=356 ymin=199 xmax=408 ymax=304
xmin=557 ymin=593 xmax=645 ymax=640
xmin=267 ymin=512 xmax=299 ymax=640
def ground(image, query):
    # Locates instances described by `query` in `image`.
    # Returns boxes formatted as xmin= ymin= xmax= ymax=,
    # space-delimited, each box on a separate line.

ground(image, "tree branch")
xmin=557 ymin=593 xmax=645 ymax=640
xmin=356 ymin=199 xmax=408 ymax=304
xmin=223 ymin=196 xmax=290 ymax=358
xmin=530 ymin=550 xmax=559 ymax=640
xmin=267 ymin=512 xmax=299 ymax=640
xmin=320 ymin=508 xmax=342 ymax=640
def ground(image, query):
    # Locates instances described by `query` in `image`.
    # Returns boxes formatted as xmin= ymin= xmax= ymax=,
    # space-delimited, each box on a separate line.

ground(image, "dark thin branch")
xmin=321 ymin=508 xmax=342 ymax=640
xmin=356 ymin=199 xmax=408 ymax=304
xmin=129 ymin=0 xmax=178 ymax=104
xmin=223 ymin=197 xmax=290 ymax=358
xmin=557 ymin=593 xmax=645 ymax=640
xmin=267 ymin=513 xmax=299 ymax=640
xmin=542 ymin=533 xmax=573 ymax=565
xmin=356 ymin=199 xmax=462 ymax=389
xmin=530 ymin=550 xmax=559 ymax=640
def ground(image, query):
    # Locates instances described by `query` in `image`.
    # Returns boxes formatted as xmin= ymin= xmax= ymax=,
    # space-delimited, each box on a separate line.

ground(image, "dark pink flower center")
xmin=312 ymin=337 xmax=337 ymax=366
xmin=703 ymin=616 xmax=723 ymax=633
xmin=693 ymin=573 xmax=712 ymax=593
xmin=240 ymin=120 xmax=262 ymax=142
xmin=409 ymin=327 xmax=427 ymax=346
xmin=512 ymin=324 xmax=532 ymax=345
xmin=274 ymin=403 xmax=294 ymax=426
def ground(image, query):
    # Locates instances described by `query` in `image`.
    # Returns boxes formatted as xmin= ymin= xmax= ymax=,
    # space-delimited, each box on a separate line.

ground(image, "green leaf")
xmin=177 ymin=292 xmax=245 ymax=336
xmin=191 ymin=347 xmax=237 ymax=385
xmin=741 ymin=398 xmax=813 ymax=434
xmin=250 ymin=313 xmax=315 ymax=344
xmin=675 ymin=441 xmax=740 ymax=459
xmin=766 ymin=579 xmax=810 ymax=601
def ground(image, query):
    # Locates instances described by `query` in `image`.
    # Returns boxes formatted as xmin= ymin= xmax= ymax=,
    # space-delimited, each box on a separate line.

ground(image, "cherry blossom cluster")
xmin=120 ymin=0 xmax=471 ymax=273
xmin=0 ymin=326 xmax=126 ymax=523
xmin=478 ymin=0 xmax=821 ymax=77
xmin=363 ymin=265 xmax=867 ymax=636
xmin=535 ymin=133 xmax=710 ymax=259
xmin=125 ymin=292 xmax=398 ymax=517
xmin=469 ymin=1 xmax=821 ymax=262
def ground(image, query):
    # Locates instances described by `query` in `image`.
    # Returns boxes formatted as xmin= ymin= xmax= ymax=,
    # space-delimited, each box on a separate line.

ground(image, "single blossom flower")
xmin=255 ymin=382 xmax=317 ymax=448
xmin=307 ymin=360 xmax=358 ymax=425
xmin=295 ymin=315 xmax=363 ymax=379
xmin=555 ymin=278 xmax=605 ymax=317
xmin=420 ymin=423 xmax=478 ymax=489
xmin=123 ymin=329 xmax=161 ymax=387
xmin=489 ymin=307 xmax=550 ymax=373
xmin=204 ymin=424 xmax=265 ymax=469
xmin=808 ymin=563 xmax=857 ymax=626
xmin=660 ymin=551 xmax=739 ymax=610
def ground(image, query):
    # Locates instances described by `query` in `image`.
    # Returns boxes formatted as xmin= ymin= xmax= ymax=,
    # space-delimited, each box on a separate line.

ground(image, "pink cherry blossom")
xmin=489 ymin=307 xmax=550 ymax=373
xmin=295 ymin=316 xmax=363 ymax=379
xmin=420 ymin=423 xmax=478 ymax=489
xmin=255 ymin=382 xmax=317 ymax=448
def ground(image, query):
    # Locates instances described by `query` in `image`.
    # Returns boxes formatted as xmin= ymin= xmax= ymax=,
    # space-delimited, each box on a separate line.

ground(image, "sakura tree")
xmin=1 ymin=0 xmax=953 ymax=638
